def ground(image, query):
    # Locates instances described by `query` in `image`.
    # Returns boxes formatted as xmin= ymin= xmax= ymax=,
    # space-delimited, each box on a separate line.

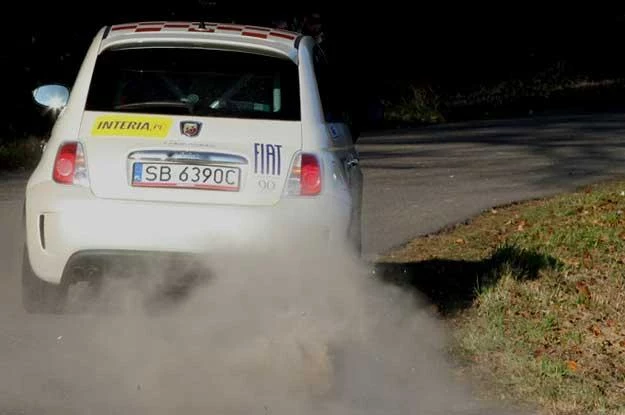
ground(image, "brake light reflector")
xmin=301 ymin=154 xmax=321 ymax=196
xmin=53 ymin=142 xmax=89 ymax=186
xmin=285 ymin=153 xmax=321 ymax=196
xmin=54 ymin=143 xmax=77 ymax=184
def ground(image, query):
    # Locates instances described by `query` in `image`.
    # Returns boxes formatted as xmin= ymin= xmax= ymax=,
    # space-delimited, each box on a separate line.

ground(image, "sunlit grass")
xmin=383 ymin=180 xmax=625 ymax=414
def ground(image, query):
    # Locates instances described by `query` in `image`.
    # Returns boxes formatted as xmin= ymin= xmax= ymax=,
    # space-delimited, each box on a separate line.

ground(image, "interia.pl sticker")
xmin=91 ymin=115 xmax=173 ymax=138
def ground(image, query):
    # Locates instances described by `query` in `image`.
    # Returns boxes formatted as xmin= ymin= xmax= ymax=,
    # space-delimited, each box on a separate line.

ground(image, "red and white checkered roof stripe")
xmin=108 ymin=22 xmax=300 ymax=44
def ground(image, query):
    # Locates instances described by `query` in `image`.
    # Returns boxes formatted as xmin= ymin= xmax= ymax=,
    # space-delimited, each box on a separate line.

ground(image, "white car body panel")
xmin=25 ymin=22 xmax=362 ymax=285
xmin=78 ymin=111 xmax=302 ymax=206
xmin=26 ymin=182 xmax=350 ymax=283
xmin=100 ymin=22 xmax=299 ymax=62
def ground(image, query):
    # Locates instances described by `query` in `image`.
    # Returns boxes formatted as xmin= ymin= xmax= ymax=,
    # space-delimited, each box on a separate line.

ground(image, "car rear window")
xmin=85 ymin=47 xmax=301 ymax=121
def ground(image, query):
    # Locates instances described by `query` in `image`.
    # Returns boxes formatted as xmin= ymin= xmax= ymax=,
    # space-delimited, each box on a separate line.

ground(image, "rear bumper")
xmin=25 ymin=183 xmax=351 ymax=284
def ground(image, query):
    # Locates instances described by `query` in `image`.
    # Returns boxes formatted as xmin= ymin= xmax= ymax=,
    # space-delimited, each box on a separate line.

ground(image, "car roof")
xmin=99 ymin=21 xmax=303 ymax=60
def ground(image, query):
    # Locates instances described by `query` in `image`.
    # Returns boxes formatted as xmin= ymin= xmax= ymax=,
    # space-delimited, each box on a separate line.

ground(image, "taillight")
xmin=53 ymin=142 xmax=89 ymax=186
xmin=285 ymin=153 xmax=321 ymax=196
xmin=301 ymin=154 xmax=321 ymax=195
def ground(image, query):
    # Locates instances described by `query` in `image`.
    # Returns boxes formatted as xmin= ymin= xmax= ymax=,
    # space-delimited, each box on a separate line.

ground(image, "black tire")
xmin=22 ymin=246 xmax=68 ymax=314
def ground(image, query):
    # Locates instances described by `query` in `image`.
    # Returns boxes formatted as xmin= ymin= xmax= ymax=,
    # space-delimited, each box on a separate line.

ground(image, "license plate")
xmin=132 ymin=163 xmax=240 ymax=191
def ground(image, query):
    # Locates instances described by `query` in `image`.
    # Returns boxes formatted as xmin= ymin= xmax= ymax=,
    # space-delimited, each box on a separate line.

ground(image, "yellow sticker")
xmin=91 ymin=115 xmax=172 ymax=138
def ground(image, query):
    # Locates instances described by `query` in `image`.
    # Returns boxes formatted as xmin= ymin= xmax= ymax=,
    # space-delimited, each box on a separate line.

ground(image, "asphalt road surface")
xmin=2 ymin=113 xmax=625 ymax=414
xmin=360 ymin=113 xmax=625 ymax=256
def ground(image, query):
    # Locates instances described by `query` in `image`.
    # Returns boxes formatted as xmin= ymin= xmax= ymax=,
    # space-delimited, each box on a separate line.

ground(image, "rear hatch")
xmin=79 ymin=112 xmax=300 ymax=206
xmin=78 ymin=45 xmax=302 ymax=207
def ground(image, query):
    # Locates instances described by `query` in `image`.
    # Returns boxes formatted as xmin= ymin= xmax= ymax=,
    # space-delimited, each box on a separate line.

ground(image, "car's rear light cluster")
xmin=53 ymin=142 xmax=89 ymax=186
xmin=285 ymin=153 xmax=321 ymax=196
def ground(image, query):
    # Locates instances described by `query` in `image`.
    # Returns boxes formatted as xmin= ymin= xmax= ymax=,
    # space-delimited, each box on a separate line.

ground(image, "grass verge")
xmin=377 ymin=180 xmax=625 ymax=415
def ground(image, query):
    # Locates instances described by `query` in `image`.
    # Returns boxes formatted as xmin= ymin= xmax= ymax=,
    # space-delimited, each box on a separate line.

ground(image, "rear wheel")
xmin=22 ymin=246 xmax=68 ymax=314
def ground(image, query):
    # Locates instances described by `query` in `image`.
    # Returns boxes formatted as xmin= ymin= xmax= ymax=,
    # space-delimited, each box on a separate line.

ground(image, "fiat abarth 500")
xmin=23 ymin=21 xmax=363 ymax=313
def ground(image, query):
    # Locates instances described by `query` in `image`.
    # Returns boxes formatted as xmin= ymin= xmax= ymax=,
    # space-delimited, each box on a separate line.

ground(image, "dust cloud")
xmin=6 ymin=233 xmax=509 ymax=415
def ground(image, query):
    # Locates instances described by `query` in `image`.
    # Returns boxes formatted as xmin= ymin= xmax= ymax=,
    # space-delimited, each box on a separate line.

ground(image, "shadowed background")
xmin=4 ymin=2 xmax=625 ymax=139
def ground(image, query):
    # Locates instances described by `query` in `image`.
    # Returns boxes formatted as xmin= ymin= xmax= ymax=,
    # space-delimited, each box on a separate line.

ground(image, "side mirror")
xmin=32 ymin=84 xmax=69 ymax=110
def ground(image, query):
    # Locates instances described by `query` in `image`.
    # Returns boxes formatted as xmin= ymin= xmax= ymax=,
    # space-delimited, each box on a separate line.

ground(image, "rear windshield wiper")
xmin=114 ymin=101 xmax=194 ymax=111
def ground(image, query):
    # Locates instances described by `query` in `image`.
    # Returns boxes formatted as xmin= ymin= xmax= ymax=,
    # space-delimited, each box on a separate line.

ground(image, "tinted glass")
xmin=86 ymin=47 xmax=300 ymax=121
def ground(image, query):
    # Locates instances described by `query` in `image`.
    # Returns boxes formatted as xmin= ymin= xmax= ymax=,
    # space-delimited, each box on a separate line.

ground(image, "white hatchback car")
xmin=24 ymin=21 xmax=363 ymax=313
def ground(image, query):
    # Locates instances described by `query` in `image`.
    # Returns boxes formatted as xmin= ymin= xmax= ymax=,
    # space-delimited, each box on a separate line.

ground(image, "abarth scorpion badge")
xmin=180 ymin=121 xmax=202 ymax=137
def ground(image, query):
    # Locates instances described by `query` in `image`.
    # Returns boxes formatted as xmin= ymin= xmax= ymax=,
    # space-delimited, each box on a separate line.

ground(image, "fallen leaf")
xmin=568 ymin=259 xmax=580 ymax=267
xmin=589 ymin=325 xmax=602 ymax=336
xmin=606 ymin=319 xmax=616 ymax=327
xmin=576 ymin=281 xmax=592 ymax=299
xmin=619 ymin=340 xmax=625 ymax=347
xmin=569 ymin=345 xmax=582 ymax=355
xmin=533 ymin=348 xmax=545 ymax=358
xmin=455 ymin=238 xmax=465 ymax=244
xmin=517 ymin=220 xmax=527 ymax=231
xmin=566 ymin=360 xmax=578 ymax=372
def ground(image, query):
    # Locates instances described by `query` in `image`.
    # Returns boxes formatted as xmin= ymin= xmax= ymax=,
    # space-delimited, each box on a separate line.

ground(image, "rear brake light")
xmin=301 ymin=154 xmax=321 ymax=195
xmin=285 ymin=153 xmax=321 ymax=196
xmin=53 ymin=142 xmax=89 ymax=186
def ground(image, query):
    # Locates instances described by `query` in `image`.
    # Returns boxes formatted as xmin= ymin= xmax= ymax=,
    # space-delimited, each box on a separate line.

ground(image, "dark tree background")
xmin=4 ymin=1 xmax=625 ymax=137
